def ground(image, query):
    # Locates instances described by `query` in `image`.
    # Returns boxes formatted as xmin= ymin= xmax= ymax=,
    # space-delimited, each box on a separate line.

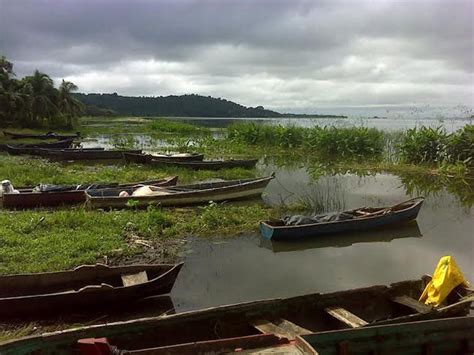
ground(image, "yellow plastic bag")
xmin=419 ymin=256 xmax=469 ymax=307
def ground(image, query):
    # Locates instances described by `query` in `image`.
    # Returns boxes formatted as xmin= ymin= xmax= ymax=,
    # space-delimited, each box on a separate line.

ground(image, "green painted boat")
xmin=0 ymin=276 xmax=471 ymax=354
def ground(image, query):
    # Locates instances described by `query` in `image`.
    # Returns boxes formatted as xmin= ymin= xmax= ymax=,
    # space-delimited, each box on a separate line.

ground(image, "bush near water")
xmin=227 ymin=122 xmax=474 ymax=166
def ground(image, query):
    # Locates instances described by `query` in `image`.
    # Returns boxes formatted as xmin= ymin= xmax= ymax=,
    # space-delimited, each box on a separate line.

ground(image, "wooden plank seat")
xmin=324 ymin=307 xmax=369 ymax=328
xmin=391 ymin=295 xmax=433 ymax=314
xmin=121 ymin=271 xmax=148 ymax=287
xmin=250 ymin=318 xmax=312 ymax=339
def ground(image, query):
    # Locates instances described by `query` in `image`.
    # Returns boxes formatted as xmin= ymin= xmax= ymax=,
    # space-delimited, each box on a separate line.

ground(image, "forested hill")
xmin=75 ymin=93 xmax=283 ymax=117
xmin=75 ymin=93 xmax=346 ymax=118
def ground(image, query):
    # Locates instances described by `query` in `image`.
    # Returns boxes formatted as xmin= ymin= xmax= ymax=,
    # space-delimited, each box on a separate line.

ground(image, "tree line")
xmin=0 ymin=57 xmax=84 ymax=128
xmin=75 ymin=93 xmax=284 ymax=118
xmin=76 ymin=93 xmax=346 ymax=118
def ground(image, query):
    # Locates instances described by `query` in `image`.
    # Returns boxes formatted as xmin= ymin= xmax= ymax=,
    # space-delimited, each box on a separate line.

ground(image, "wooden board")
xmin=392 ymin=295 xmax=433 ymax=314
xmin=251 ymin=319 xmax=294 ymax=339
xmin=275 ymin=319 xmax=313 ymax=337
xmin=121 ymin=271 xmax=148 ymax=286
xmin=324 ymin=307 xmax=368 ymax=328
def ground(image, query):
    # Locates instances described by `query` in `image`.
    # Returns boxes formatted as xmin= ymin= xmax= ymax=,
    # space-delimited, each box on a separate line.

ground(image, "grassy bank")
xmin=0 ymin=203 xmax=273 ymax=274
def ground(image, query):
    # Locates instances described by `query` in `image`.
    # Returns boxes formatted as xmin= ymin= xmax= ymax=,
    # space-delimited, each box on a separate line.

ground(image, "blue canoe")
xmin=260 ymin=197 xmax=424 ymax=241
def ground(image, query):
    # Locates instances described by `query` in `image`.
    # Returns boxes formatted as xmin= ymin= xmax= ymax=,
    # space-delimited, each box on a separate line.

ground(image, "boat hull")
xmin=150 ymin=158 xmax=258 ymax=170
xmin=0 ymin=263 xmax=183 ymax=318
xmin=124 ymin=152 xmax=205 ymax=164
xmin=86 ymin=176 xmax=273 ymax=209
xmin=0 ymin=277 xmax=470 ymax=353
xmin=42 ymin=149 xmax=142 ymax=160
xmin=1 ymin=177 xmax=178 ymax=209
xmin=260 ymin=198 xmax=424 ymax=241
xmin=3 ymin=131 xmax=80 ymax=140
xmin=6 ymin=139 xmax=75 ymax=155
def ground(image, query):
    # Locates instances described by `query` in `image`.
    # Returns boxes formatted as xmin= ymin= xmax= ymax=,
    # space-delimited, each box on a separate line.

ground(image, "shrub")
xmin=305 ymin=126 xmax=385 ymax=158
xmin=398 ymin=127 xmax=449 ymax=164
xmin=446 ymin=125 xmax=474 ymax=166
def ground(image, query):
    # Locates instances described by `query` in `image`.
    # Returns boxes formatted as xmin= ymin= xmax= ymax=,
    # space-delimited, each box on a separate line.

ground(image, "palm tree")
xmin=58 ymin=80 xmax=84 ymax=128
xmin=21 ymin=70 xmax=58 ymax=126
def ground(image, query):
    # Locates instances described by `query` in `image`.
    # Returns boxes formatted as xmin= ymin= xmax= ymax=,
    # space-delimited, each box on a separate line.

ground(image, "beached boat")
xmin=149 ymin=158 xmax=258 ymax=170
xmin=123 ymin=152 xmax=205 ymax=164
xmin=40 ymin=148 xmax=142 ymax=160
xmin=86 ymin=175 xmax=274 ymax=209
xmin=0 ymin=263 xmax=183 ymax=318
xmin=76 ymin=316 xmax=474 ymax=354
xmin=260 ymin=197 xmax=424 ymax=241
xmin=301 ymin=316 xmax=474 ymax=355
xmin=34 ymin=147 xmax=105 ymax=157
xmin=1 ymin=176 xmax=178 ymax=209
xmin=3 ymin=130 xmax=80 ymax=140
xmin=1 ymin=276 xmax=471 ymax=353
xmin=5 ymin=139 xmax=75 ymax=155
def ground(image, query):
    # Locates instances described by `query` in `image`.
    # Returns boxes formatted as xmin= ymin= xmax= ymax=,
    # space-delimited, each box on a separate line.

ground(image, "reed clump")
xmin=228 ymin=122 xmax=385 ymax=157
xmin=398 ymin=125 xmax=473 ymax=166
xmin=146 ymin=118 xmax=209 ymax=135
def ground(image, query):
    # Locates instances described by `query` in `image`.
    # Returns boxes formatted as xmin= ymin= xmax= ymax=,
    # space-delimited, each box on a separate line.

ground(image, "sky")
xmin=1 ymin=0 xmax=473 ymax=115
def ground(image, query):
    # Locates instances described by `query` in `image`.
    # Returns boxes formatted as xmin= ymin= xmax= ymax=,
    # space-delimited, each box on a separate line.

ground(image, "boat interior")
xmin=0 ymin=264 xmax=175 ymax=297
xmin=64 ymin=278 xmax=470 ymax=352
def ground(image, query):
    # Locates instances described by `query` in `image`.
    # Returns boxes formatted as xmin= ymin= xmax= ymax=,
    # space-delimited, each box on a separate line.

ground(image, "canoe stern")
xmin=259 ymin=222 xmax=274 ymax=240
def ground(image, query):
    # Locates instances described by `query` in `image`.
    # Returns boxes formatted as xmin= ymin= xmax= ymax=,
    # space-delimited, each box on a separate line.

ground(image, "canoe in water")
xmin=85 ymin=175 xmax=274 ymax=209
xmin=0 ymin=263 xmax=183 ymax=318
xmin=1 ymin=176 xmax=178 ymax=209
xmin=3 ymin=130 xmax=80 ymax=140
xmin=123 ymin=152 xmax=205 ymax=163
xmin=1 ymin=276 xmax=471 ymax=353
xmin=149 ymin=158 xmax=258 ymax=170
xmin=259 ymin=197 xmax=424 ymax=241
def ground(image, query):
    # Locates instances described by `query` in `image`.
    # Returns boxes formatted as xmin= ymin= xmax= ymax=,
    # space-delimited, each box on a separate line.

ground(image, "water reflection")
xmin=261 ymin=221 xmax=422 ymax=253
xmin=260 ymin=158 xmax=473 ymax=209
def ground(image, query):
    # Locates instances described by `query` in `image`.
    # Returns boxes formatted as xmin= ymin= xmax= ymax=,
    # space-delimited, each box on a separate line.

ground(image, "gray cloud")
xmin=1 ymin=0 xmax=473 ymax=113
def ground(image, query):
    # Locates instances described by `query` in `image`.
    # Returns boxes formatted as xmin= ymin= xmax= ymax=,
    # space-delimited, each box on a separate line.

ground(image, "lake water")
xmin=78 ymin=118 xmax=473 ymax=314
xmin=171 ymin=166 xmax=473 ymax=312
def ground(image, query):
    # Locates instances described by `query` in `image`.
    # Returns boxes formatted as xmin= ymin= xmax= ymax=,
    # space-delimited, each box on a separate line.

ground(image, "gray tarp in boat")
xmin=283 ymin=212 xmax=355 ymax=226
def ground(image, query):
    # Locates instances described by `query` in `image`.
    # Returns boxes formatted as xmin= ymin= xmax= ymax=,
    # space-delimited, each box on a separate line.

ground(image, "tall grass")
xmin=228 ymin=122 xmax=384 ymax=157
xmin=305 ymin=126 xmax=384 ymax=158
xmin=398 ymin=125 xmax=473 ymax=166
xmin=146 ymin=118 xmax=209 ymax=135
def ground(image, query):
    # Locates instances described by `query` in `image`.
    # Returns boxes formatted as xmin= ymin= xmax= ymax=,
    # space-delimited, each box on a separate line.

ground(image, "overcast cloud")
xmin=1 ymin=0 xmax=473 ymax=114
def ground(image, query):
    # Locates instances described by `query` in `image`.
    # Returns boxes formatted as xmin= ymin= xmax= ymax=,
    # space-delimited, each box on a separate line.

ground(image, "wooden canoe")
xmin=3 ymin=130 xmax=80 ymax=140
xmin=123 ymin=152 xmax=205 ymax=164
xmin=260 ymin=197 xmax=425 ymax=241
xmin=149 ymin=158 xmax=258 ymax=170
xmin=0 ymin=276 xmax=471 ymax=353
xmin=262 ymin=221 xmax=422 ymax=253
xmin=0 ymin=263 xmax=183 ymax=318
xmin=77 ymin=316 xmax=474 ymax=354
xmin=301 ymin=315 xmax=474 ymax=355
xmin=1 ymin=176 xmax=178 ymax=209
xmin=40 ymin=148 xmax=143 ymax=160
xmin=6 ymin=139 xmax=75 ymax=155
xmin=85 ymin=175 xmax=274 ymax=209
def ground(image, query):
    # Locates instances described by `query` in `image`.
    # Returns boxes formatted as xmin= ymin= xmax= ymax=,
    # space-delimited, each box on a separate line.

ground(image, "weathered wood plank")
xmin=250 ymin=319 xmax=294 ymax=339
xmin=276 ymin=318 xmax=313 ymax=337
xmin=324 ymin=307 xmax=368 ymax=328
xmin=392 ymin=295 xmax=433 ymax=314
xmin=121 ymin=271 xmax=148 ymax=286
